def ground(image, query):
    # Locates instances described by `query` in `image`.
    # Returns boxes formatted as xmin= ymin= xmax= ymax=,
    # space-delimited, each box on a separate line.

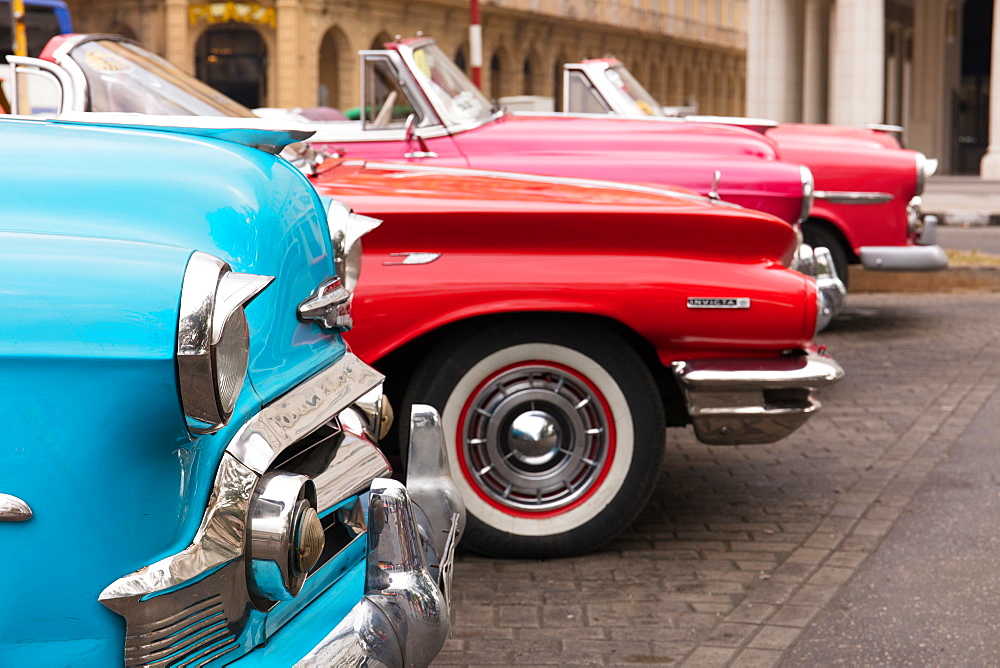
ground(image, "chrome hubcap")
xmin=508 ymin=410 xmax=562 ymax=465
xmin=461 ymin=363 xmax=612 ymax=512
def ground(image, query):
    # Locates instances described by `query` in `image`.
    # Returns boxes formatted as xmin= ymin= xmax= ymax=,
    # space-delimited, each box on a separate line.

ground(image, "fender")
xmin=350 ymin=250 xmax=817 ymax=367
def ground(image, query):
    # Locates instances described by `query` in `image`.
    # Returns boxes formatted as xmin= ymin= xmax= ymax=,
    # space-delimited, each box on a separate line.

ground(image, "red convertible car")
xmin=6 ymin=39 xmax=845 ymax=558
xmin=559 ymin=57 xmax=946 ymax=284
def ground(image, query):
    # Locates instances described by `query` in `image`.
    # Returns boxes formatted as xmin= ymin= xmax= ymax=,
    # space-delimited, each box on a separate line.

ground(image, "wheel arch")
xmin=804 ymin=215 xmax=859 ymax=264
xmin=372 ymin=310 xmax=688 ymax=457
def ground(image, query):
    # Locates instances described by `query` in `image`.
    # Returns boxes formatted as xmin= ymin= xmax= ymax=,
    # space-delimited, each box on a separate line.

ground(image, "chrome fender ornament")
xmin=298 ymin=276 xmax=352 ymax=331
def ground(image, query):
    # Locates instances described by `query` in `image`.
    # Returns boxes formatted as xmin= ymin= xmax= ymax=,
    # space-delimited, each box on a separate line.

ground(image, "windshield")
xmin=604 ymin=65 xmax=663 ymax=117
xmin=72 ymin=39 xmax=256 ymax=117
xmin=405 ymin=42 xmax=494 ymax=125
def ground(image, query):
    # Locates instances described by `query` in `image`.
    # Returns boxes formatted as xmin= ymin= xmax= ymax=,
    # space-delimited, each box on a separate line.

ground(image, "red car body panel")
xmin=310 ymin=160 xmax=817 ymax=367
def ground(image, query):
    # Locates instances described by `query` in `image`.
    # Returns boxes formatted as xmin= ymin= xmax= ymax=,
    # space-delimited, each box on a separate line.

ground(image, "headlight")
xmin=326 ymin=199 xmax=381 ymax=293
xmin=248 ymin=471 xmax=323 ymax=604
xmin=177 ymin=252 xmax=273 ymax=434
xmin=915 ymin=152 xmax=938 ymax=196
xmin=799 ymin=165 xmax=815 ymax=224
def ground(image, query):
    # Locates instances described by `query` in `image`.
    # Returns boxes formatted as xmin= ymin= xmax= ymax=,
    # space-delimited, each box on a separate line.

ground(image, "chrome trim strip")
xmin=814 ymin=190 xmax=894 ymax=205
xmin=0 ymin=494 xmax=33 ymax=522
xmin=100 ymin=453 xmax=256 ymax=602
xmin=102 ymin=354 xmax=384 ymax=603
xmin=312 ymin=423 xmax=391 ymax=513
xmin=226 ymin=352 xmax=385 ymax=473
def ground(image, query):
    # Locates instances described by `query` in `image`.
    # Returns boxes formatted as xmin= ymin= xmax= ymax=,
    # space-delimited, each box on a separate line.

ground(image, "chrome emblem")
xmin=383 ymin=252 xmax=442 ymax=266
xmin=687 ymin=298 xmax=750 ymax=309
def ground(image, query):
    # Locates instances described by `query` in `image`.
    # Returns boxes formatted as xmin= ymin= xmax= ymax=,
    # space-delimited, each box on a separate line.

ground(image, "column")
xmin=828 ymin=0 xmax=885 ymax=126
xmin=908 ymin=0 xmax=949 ymax=166
xmin=746 ymin=0 xmax=802 ymax=121
xmin=801 ymin=0 xmax=828 ymax=123
xmin=981 ymin=0 xmax=1000 ymax=178
xmin=164 ymin=0 xmax=190 ymax=73
xmin=275 ymin=0 xmax=302 ymax=108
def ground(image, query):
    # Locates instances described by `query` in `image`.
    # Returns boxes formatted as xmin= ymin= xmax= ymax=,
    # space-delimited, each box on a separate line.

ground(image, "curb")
xmin=927 ymin=212 xmax=1000 ymax=226
xmin=849 ymin=265 xmax=1000 ymax=293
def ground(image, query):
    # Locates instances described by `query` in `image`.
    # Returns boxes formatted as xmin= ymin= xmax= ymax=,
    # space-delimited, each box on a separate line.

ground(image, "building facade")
xmin=747 ymin=0 xmax=996 ymax=176
xmin=67 ymin=0 xmax=748 ymax=116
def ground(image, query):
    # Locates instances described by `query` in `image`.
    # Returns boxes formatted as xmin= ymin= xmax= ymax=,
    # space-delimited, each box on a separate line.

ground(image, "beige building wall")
xmin=67 ymin=0 xmax=747 ymax=116
xmin=746 ymin=0 xmax=972 ymax=174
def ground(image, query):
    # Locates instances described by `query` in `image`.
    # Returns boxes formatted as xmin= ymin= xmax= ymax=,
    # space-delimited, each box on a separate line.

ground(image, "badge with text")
xmin=687 ymin=297 xmax=751 ymax=309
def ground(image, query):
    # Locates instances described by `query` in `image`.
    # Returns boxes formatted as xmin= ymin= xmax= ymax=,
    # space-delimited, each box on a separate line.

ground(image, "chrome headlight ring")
xmin=177 ymin=252 xmax=274 ymax=435
xmin=799 ymin=164 xmax=815 ymax=224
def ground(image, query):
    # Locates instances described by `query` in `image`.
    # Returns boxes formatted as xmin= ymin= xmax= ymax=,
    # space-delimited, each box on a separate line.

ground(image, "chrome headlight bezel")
xmin=799 ymin=164 xmax=815 ymax=224
xmin=915 ymin=152 xmax=938 ymax=196
xmin=326 ymin=199 xmax=381 ymax=294
xmin=177 ymin=252 xmax=273 ymax=435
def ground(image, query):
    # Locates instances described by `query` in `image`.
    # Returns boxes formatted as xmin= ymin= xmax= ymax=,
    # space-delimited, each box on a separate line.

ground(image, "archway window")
xmin=490 ymin=53 xmax=502 ymax=99
xmin=523 ymin=58 xmax=533 ymax=95
xmin=196 ymin=26 xmax=266 ymax=108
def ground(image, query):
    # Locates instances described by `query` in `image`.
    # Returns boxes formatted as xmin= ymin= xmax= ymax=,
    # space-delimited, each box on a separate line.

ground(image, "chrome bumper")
xmin=295 ymin=405 xmax=464 ymax=668
xmin=859 ymin=243 xmax=948 ymax=271
xmin=99 ymin=354 xmax=464 ymax=668
xmin=672 ymin=352 xmax=844 ymax=445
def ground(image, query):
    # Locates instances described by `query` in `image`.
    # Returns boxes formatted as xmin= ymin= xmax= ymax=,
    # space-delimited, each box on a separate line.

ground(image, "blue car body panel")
xmin=0 ymin=117 xmax=359 ymax=665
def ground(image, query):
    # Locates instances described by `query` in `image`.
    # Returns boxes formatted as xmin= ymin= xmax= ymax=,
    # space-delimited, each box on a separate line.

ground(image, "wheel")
xmin=402 ymin=322 xmax=666 ymax=558
xmin=803 ymin=222 xmax=850 ymax=289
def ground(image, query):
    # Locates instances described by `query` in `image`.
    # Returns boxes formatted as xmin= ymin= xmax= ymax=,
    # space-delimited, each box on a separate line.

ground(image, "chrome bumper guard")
xmin=672 ymin=352 xmax=844 ymax=445
xmin=793 ymin=243 xmax=846 ymax=332
xmin=297 ymin=406 xmax=465 ymax=667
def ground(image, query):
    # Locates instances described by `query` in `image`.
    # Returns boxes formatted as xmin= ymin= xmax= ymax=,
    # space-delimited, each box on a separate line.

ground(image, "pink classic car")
xmin=10 ymin=34 xmax=815 ymax=231
xmin=560 ymin=58 xmax=946 ymax=284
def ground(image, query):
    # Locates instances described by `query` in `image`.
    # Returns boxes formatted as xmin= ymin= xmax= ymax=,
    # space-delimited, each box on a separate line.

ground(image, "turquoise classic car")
xmin=0 ymin=116 xmax=463 ymax=666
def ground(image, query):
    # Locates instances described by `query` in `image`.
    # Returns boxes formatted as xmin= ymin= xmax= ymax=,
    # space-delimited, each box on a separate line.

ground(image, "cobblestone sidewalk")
xmin=432 ymin=292 xmax=1000 ymax=666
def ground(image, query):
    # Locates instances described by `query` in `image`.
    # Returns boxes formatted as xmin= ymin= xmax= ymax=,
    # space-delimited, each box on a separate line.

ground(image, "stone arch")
xmin=552 ymin=50 xmax=568 ymax=110
xmin=489 ymin=45 xmax=515 ymax=99
xmin=648 ymin=62 xmax=663 ymax=104
xmin=454 ymin=43 xmax=469 ymax=74
xmin=522 ymin=48 xmax=544 ymax=96
xmin=370 ymin=32 xmax=392 ymax=50
xmin=194 ymin=23 xmax=270 ymax=108
xmin=107 ymin=22 xmax=137 ymax=40
xmin=317 ymin=25 xmax=353 ymax=110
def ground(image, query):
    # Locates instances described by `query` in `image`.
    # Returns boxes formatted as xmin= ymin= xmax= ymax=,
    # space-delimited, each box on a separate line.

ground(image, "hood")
xmin=0 ymin=117 xmax=343 ymax=397
xmin=490 ymin=113 xmax=781 ymax=160
xmin=768 ymin=123 xmax=903 ymax=151
xmin=311 ymin=158 xmax=799 ymax=266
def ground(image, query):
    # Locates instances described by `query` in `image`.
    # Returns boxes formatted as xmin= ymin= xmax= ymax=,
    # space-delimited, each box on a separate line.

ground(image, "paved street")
xmin=434 ymin=291 xmax=1000 ymax=666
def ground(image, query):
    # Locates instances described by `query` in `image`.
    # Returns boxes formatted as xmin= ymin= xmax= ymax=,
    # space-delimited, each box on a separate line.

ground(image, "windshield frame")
xmin=393 ymin=38 xmax=498 ymax=131
xmin=52 ymin=34 xmax=258 ymax=118
xmin=565 ymin=60 xmax=666 ymax=119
